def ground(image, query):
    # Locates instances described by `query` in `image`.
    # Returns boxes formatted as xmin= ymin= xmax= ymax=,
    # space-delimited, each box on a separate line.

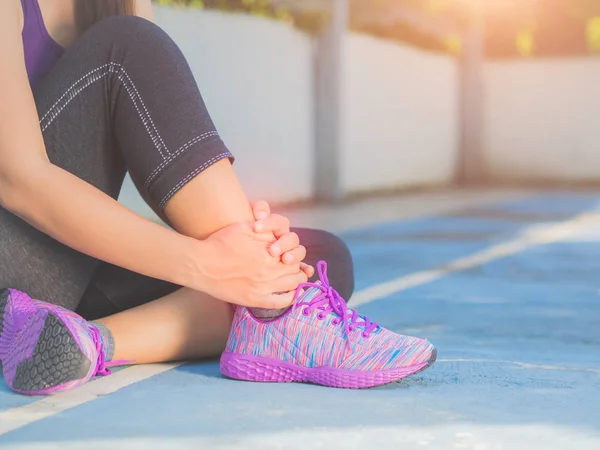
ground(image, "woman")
xmin=0 ymin=0 xmax=436 ymax=395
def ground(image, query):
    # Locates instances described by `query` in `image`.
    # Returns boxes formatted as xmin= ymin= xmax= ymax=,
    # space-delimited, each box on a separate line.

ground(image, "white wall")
xmin=342 ymin=34 xmax=460 ymax=193
xmin=119 ymin=8 xmax=461 ymax=217
xmin=118 ymin=9 xmax=600 ymax=216
xmin=155 ymin=7 xmax=316 ymax=203
xmin=484 ymin=58 xmax=600 ymax=182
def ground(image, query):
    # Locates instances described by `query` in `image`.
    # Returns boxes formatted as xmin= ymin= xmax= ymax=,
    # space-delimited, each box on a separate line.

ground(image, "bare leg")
xmin=98 ymin=288 xmax=233 ymax=363
xmin=164 ymin=159 xmax=255 ymax=239
xmin=0 ymin=16 xmax=349 ymax=390
xmin=96 ymin=160 xmax=289 ymax=363
xmin=84 ymin=226 xmax=354 ymax=364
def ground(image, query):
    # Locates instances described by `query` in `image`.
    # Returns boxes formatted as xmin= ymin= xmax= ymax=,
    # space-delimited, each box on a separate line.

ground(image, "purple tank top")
xmin=21 ymin=0 xmax=65 ymax=88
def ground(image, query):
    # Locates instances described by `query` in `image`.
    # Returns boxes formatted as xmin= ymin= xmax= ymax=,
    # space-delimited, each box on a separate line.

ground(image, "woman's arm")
xmin=0 ymin=1 xmax=205 ymax=289
xmin=0 ymin=1 xmax=304 ymax=309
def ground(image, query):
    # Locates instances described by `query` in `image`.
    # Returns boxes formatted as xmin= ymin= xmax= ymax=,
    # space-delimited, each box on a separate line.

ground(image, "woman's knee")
xmin=83 ymin=15 xmax=182 ymax=63
xmin=73 ymin=15 xmax=224 ymax=215
xmin=87 ymin=15 xmax=163 ymax=40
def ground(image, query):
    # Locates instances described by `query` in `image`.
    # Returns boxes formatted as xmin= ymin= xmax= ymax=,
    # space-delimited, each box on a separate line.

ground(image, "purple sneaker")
xmin=220 ymin=261 xmax=437 ymax=389
xmin=0 ymin=289 xmax=114 ymax=395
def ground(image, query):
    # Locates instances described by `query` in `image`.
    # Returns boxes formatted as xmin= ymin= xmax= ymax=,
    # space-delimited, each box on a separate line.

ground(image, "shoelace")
xmin=293 ymin=261 xmax=379 ymax=338
xmin=89 ymin=326 xmax=128 ymax=377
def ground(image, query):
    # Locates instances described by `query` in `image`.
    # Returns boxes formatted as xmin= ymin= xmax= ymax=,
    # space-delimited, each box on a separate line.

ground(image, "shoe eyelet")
xmin=302 ymin=308 xmax=311 ymax=316
xmin=332 ymin=318 xmax=341 ymax=325
xmin=348 ymin=326 xmax=355 ymax=332
xmin=361 ymin=332 xmax=369 ymax=338
xmin=317 ymin=312 xmax=325 ymax=320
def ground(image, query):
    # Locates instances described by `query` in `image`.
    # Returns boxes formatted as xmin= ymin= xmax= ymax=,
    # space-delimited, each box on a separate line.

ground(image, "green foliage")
xmin=153 ymin=0 xmax=326 ymax=32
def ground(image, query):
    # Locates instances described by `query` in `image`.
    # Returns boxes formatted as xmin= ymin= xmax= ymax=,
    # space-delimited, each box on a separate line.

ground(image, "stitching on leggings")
xmin=39 ymin=64 xmax=114 ymax=123
xmin=157 ymin=152 xmax=232 ymax=210
xmin=41 ymin=71 xmax=111 ymax=132
xmin=143 ymin=131 xmax=220 ymax=188
xmin=113 ymin=68 xmax=167 ymax=158
xmin=40 ymin=63 xmax=167 ymax=158
xmin=157 ymin=153 xmax=229 ymax=209
xmin=39 ymin=63 xmax=169 ymax=159
xmin=118 ymin=69 xmax=170 ymax=156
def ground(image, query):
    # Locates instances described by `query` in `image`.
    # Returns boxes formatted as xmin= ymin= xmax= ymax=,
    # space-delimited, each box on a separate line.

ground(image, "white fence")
xmin=342 ymin=34 xmax=459 ymax=193
xmin=154 ymin=7 xmax=316 ymax=203
xmin=120 ymin=7 xmax=600 ymax=219
xmin=484 ymin=58 xmax=600 ymax=182
xmin=119 ymin=7 xmax=460 ymax=216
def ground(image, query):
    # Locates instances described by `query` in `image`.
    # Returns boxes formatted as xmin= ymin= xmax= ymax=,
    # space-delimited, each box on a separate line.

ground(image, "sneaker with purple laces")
xmin=220 ymin=261 xmax=437 ymax=389
xmin=0 ymin=288 xmax=115 ymax=395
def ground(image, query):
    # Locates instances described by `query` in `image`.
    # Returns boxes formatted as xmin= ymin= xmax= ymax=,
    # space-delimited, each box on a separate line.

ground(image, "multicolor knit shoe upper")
xmin=0 ymin=289 xmax=114 ymax=395
xmin=221 ymin=261 xmax=437 ymax=389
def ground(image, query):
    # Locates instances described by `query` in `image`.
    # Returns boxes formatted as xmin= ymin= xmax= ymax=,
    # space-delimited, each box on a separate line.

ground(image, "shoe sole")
xmin=0 ymin=290 xmax=5 ymax=375
xmin=0 ymin=290 xmax=91 ymax=396
xmin=220 ymin=349 xmax=437 ymax=389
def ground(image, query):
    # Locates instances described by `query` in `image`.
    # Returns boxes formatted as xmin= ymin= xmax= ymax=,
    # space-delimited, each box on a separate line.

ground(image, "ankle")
xmin=90 ymin=321 xmax=115 ymax=361
xmin=251 ymin=307 xmax=291 ymax=321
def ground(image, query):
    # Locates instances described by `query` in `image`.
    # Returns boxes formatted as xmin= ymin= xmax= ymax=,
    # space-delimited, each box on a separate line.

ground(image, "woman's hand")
xmin=197 ymin=221 xmax=308 ymax=309
xmin=251 ymin=200 xmax=315 ymax=279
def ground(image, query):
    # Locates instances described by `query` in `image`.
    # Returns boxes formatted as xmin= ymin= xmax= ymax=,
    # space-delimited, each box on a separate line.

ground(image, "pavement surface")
xmin=1 ymin=189 xmax=599 ymax=450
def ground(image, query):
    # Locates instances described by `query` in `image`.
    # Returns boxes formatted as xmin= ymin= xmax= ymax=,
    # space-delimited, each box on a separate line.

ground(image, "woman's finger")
xmin=254 ymin=213 xmax=291 ymax=237
xmin=270 ymin=232 xmax=300 ymax=257
xmin=300 ymin=262 xmax=315 ymax=278
xmin=280 ymin=245 xmax=306 ymax=265
xmin=270 ymin=271 xmax=309 ymax=297
xmin=251 ymin=200 xmax=271 ymax=221
xmin=260 ymin=291 xmax=296 ymax=310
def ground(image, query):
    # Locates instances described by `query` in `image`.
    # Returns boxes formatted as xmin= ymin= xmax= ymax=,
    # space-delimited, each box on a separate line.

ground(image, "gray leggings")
xmin=0 ymin=16 xmax=354 ymax=320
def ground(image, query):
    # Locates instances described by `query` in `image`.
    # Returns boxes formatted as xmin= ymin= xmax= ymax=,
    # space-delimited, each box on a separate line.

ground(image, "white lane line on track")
xmin=1 ymin=210 xmax=599 ymax=436
xmin=351 ymin=212 xmax=600 ymax=307
xmin=0 ymin=363 xmax=184 ymax=436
